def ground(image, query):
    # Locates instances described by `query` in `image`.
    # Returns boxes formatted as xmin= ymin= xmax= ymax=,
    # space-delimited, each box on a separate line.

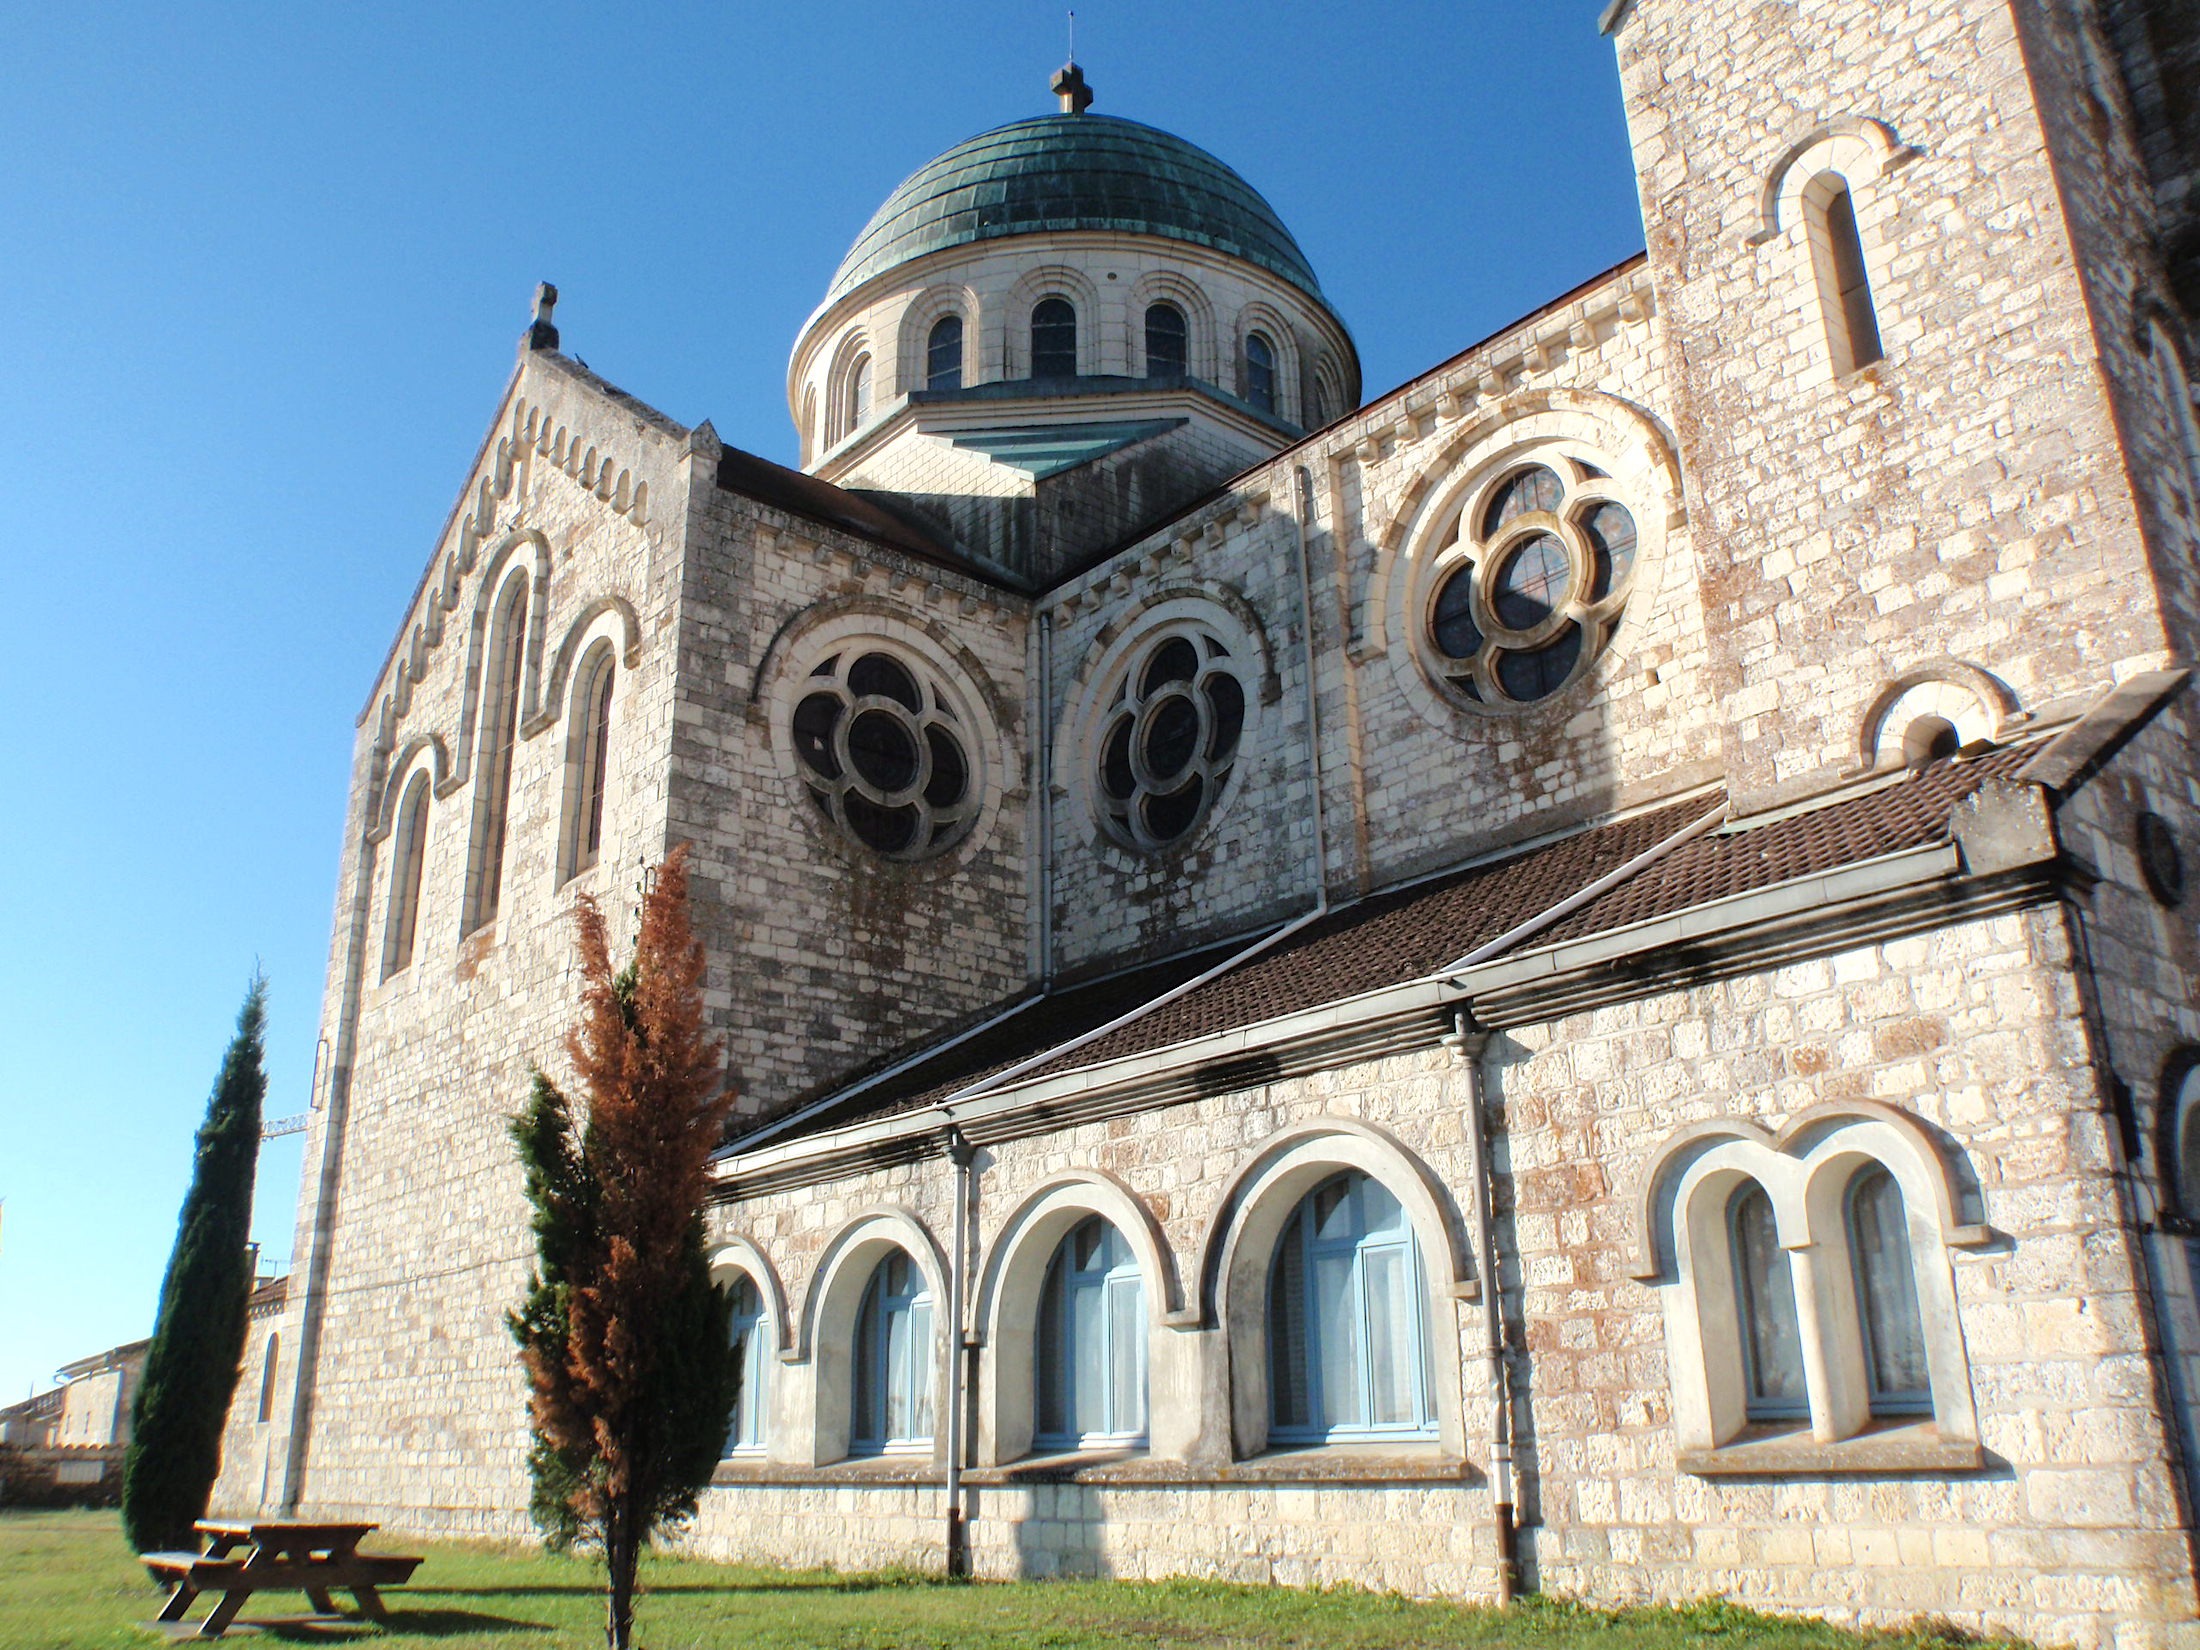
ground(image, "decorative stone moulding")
xmin=1854 ymin=660 xmax=2021 ymax=772
xmin=1058 ymin=590 xmax=1271 ymax=858
xmin=1368 ymin=388 xmax=1678 ymax=728
xmin=760 ymin=605 xmax=1007 ymax=871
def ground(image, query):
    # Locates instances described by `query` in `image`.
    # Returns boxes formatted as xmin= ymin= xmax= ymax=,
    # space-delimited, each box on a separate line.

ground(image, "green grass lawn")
xmin=0 ymin=1510 xmax=2025 ymax=1650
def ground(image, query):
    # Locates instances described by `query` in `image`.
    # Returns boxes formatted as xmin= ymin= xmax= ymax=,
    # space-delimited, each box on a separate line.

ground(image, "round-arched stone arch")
xmin=793 ymin=1207 xmax=950 ymax=1466
xmin=455 ymin=529 xmax=553 ymax=784
xmin=1628 ymin=1100 xmax=1987 ymax=1452
xmin=367 ymin=733 xmax=452 ymax=841
xmin=709 ymin=1233 xmax=793 ymax=1359
xmin=971 ymin=1171 xmax=1189 ymax=1464
xmin=1371 ymin=388 xmax=1681 ymax=728
xmin=1003 ymin=265 xmax=1104 ymax=378
xmin=1753 ymin=115 xmax=1910 ymax=244
xmin=536 ymin=596 xmax=643 ymax=737
xmin=1854 ymin=660 xmax=2019 ymax=771
xmin=1127 ymin=270 xmax=1220 ymax=381
xmin=1197 ymin=1118 xmax=1474 ymax=1458
xmin=896 ymin=282 xmax=981 ymax=397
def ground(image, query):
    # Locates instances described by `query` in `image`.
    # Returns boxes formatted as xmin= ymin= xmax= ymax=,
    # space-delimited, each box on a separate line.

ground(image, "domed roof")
xmin=824 ymin=112 xmax=1327 ymax=308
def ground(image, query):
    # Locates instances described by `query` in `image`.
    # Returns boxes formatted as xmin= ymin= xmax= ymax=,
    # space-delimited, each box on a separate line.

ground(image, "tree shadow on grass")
xmin=410 ymin=1578 xmax=949 ymax=1598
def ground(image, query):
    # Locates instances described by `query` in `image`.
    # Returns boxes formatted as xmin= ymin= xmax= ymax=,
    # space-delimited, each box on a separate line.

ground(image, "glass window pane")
xmin=1313 ymin=1248 xmax=1362 ymax=1430
xmin=1037 ymin=1249 xmax=1069 ymax=1441
xmin=1849 ymin=1169 xmax=1931 ymax=1411
xmin=907 ymin=1298 xmax=934 ymax=1441
xmin=884 ymin=1290 xmax=911 ymax=1441
xmin=1362 ymin=1243 xmax=1417 ymax=1426
xmin=1269 ymin=1215 xmax=1310 ymax=1432
xmin=1072 ymin=1270 xmax=1105 ymax=1437
xmin=1245 ymin=332 xmax=1276 ymax=413
xmin=1108 ymin=1273 xmax=1146 ymax=1436
xmin=853 ymin=1273 xmax=882 ymax=1444
xmin=1732 ymin=1186 xmax=1808 ymax=1419
xmin=1033 ymin=298 xmax=1077 ymax=379
xmin=927 ymin=315 xmax=963 ymax=392
xmin=1145 ymin=303 xmax=1187 ymax=377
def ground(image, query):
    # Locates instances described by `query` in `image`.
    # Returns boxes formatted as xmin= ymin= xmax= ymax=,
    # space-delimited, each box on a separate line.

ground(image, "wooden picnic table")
xmin=140 ymin=1518 xmax=422 ymax=1638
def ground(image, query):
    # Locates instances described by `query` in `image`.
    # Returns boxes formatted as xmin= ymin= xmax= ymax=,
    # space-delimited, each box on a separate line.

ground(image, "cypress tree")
xmin=509 ymin=847 xmax=739 ymax=1650
xmin=122 ymin=977 xmax=266 ymax=1554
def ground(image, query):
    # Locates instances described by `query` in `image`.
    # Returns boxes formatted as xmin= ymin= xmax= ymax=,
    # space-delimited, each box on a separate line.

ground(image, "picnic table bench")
xmin=141 ymin=1519 xmax=422 ymax=1638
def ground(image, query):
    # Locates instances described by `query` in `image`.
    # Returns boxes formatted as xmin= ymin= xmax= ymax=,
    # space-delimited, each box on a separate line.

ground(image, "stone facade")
xmin=242 ymin=6 xmax=2200 ymax=1646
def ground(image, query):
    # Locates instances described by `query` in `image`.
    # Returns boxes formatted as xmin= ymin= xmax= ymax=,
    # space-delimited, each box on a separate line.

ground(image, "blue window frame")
xmin=1267 ymin=1172 xmax=1437 ymax=1443
xmin=1244 ymin=332 xmax=1277 ymax=413
xmin=1035 ymin=1217 xmax=1147 ymax=1450
xmin=724 ymin=1274 xmax=768 ymax=1454
xmin=1845 ymin=1168 xmax=1931 ymax=1416
xmin=852 ymin=1250 xmax=933 ymax=1454
xmin=1730 ymin=1182 xmax=1808 ymax=1422
xmin=926 ymin=315 xmax=963 ymax=392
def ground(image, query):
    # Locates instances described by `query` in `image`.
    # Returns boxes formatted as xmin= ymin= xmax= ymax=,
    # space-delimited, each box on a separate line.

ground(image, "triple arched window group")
xmin=379 ymin=571 xmax=620 ymax=981
xmin=720 ymin=1167 xmax=1437 ymax=1463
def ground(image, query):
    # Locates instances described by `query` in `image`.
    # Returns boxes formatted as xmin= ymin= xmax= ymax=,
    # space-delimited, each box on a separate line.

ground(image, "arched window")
xmin=381 ymin=772 xmax=430 ymax=977
xmin=926 ymin=316 xmax=964 ymax=392
xmin=725 ymin=1274 xmax=769 ymax=1454
xmin=2173 ymin=1067 xmax=2200 ymax=1218
xmin=1031 ymin=298 xmax=1078 ymax=379
xmin=1035 ymin=1217 xmax=1146 ymax=1450
xmin=1306 ymin=377 xmax=1331 ymax=430
xmin=1729 ymin=1183 xmax=1808 ymax=1422
xmin=852 ymin=1250 xmax=934 ymax=1453
xmin=1268 ymin=1172 xmax=1436 ymax=1442
xmin=255 ymin=1332 xmax=281 ymax=1425
xmin=562 ymin=645 xmax=614 ymax=882
xmin=463 ymin=575 xmax=528 ymax=935
xmin=1806 ymin=175 xmax=1883 ymax=374
xmin=1144 ymin=303 xmax=1188 ymax=378
xmin=1244 ymin=332 xmax=1277 ymax=414
xmin=1845 ymin=1167 xmax=1931 ymax=1415
xmin=845 ymin=354 xmax=873 ymax=434
xmin=800 ymin=386 xmax=818 ymax=466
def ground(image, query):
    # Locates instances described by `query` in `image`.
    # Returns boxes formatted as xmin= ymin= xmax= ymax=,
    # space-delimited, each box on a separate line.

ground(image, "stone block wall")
xmin=1614 ymin=0 xmax=2174 ymax=808
xmin=699 ymin=898 xmax=2199 ymax=1644
xmin=269 ymin=350 xmax=693 ymax=1535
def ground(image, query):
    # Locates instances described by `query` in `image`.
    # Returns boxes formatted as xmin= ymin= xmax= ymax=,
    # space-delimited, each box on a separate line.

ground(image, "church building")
xmin=224 ymin=3 xmax=2200 ymax=1642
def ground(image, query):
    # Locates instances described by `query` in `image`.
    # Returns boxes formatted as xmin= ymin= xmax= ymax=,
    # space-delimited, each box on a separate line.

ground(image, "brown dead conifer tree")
xmin=509 ymin=845 xmax=740 ymax=1650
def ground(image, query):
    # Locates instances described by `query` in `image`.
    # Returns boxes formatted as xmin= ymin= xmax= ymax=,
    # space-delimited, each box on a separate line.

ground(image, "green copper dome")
xmin=825 ymin=113 xmax=1327 ymax=307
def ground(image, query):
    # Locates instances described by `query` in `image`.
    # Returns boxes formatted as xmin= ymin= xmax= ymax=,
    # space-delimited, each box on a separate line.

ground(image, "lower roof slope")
xmin=729 ymin=739 xmax=2048 ymax=1155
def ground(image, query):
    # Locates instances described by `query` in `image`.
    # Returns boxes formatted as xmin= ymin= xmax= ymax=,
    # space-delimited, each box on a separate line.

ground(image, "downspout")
xmin=943 ymin=1124 xmax=975 ymax=1578
xmin=1037 ymin=610 xmax=1056 ymax=989
xmin=1443 ymin=1007 xmax=1518 ymax=1605
xmin=934 ymin=467 xmax=1337 ymax=1107
xmin=1293 ymin=466 xmax=1331 ymax=902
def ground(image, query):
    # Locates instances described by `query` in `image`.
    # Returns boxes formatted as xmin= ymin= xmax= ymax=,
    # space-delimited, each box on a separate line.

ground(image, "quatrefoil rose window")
xmin=1096 ymin=628 xmax=1247 ymax=850
xmin=790 ymin=648 xmax=978 ymax=860
xmin=1421 ymin=458 xmax=1638 ymax=708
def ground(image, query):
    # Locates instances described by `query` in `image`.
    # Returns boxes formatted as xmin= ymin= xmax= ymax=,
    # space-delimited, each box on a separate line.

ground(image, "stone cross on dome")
xmin=1051 ymin=61 xmax=1093 ymax=114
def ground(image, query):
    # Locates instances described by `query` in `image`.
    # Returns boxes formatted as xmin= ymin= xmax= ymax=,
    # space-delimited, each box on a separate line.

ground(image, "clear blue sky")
xmin=0 ymin=2 xmax=1643 ymax=1404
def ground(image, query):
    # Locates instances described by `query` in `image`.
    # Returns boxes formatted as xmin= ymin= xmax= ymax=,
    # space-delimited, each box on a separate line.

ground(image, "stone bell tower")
xmin=1604 ymin=0 xmax=2189 ymax=809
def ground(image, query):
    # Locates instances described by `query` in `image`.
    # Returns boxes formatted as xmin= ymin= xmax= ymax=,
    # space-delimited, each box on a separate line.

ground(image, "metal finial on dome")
xmin=1051 ymin=61 xmax=1093 ymax=115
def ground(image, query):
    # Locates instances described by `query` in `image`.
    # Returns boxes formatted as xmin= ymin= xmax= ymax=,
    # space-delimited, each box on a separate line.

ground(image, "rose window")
xmin=1096 ymin=630 xmax=1246 ymax=849
xmin=1424 ymin=460 xmax=1638 ymax=707
xmin=790 ymin=649 xmax=977 ymax=860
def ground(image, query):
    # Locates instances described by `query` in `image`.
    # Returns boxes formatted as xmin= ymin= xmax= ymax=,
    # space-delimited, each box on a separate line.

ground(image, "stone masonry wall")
xmin=268 ymin=350 xmax=690 ymax=1534
xmin=701 ymin=902 xmax=2196 ymax=1645
xmin=1616 ymin=0 xmax=2174 ymax=809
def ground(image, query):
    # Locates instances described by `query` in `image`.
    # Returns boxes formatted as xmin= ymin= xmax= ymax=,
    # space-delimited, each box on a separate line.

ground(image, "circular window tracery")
xmin=1095 ymin=627 xmax=1247 ymax=850
xmin=790 ymin=648 xmax=977 ymax=860
xmin=1420 ymin=457 xmax=1639 ymax=709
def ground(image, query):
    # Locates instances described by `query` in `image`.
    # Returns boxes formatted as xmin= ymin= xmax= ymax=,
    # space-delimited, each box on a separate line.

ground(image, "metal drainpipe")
xmin=1292 ymin=467 xmax=1330 ymax=901
xmin=943 ymin=1123 xmax=975 ymax=1578
xmin=1443 ymin=1007 xmax=1518 ymax=1605
xmin=1036 ymin=611 xmax=1055 ymax=988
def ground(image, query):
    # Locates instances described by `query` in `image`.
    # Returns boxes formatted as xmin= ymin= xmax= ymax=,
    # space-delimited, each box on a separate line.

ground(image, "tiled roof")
xmin=736 ymin=741 xmax=2049 ymax=1154
xmin=713 ymin=446 xmax=972 ymax=574
xmin=826 ymin=115 xmax=1327 ymax=307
